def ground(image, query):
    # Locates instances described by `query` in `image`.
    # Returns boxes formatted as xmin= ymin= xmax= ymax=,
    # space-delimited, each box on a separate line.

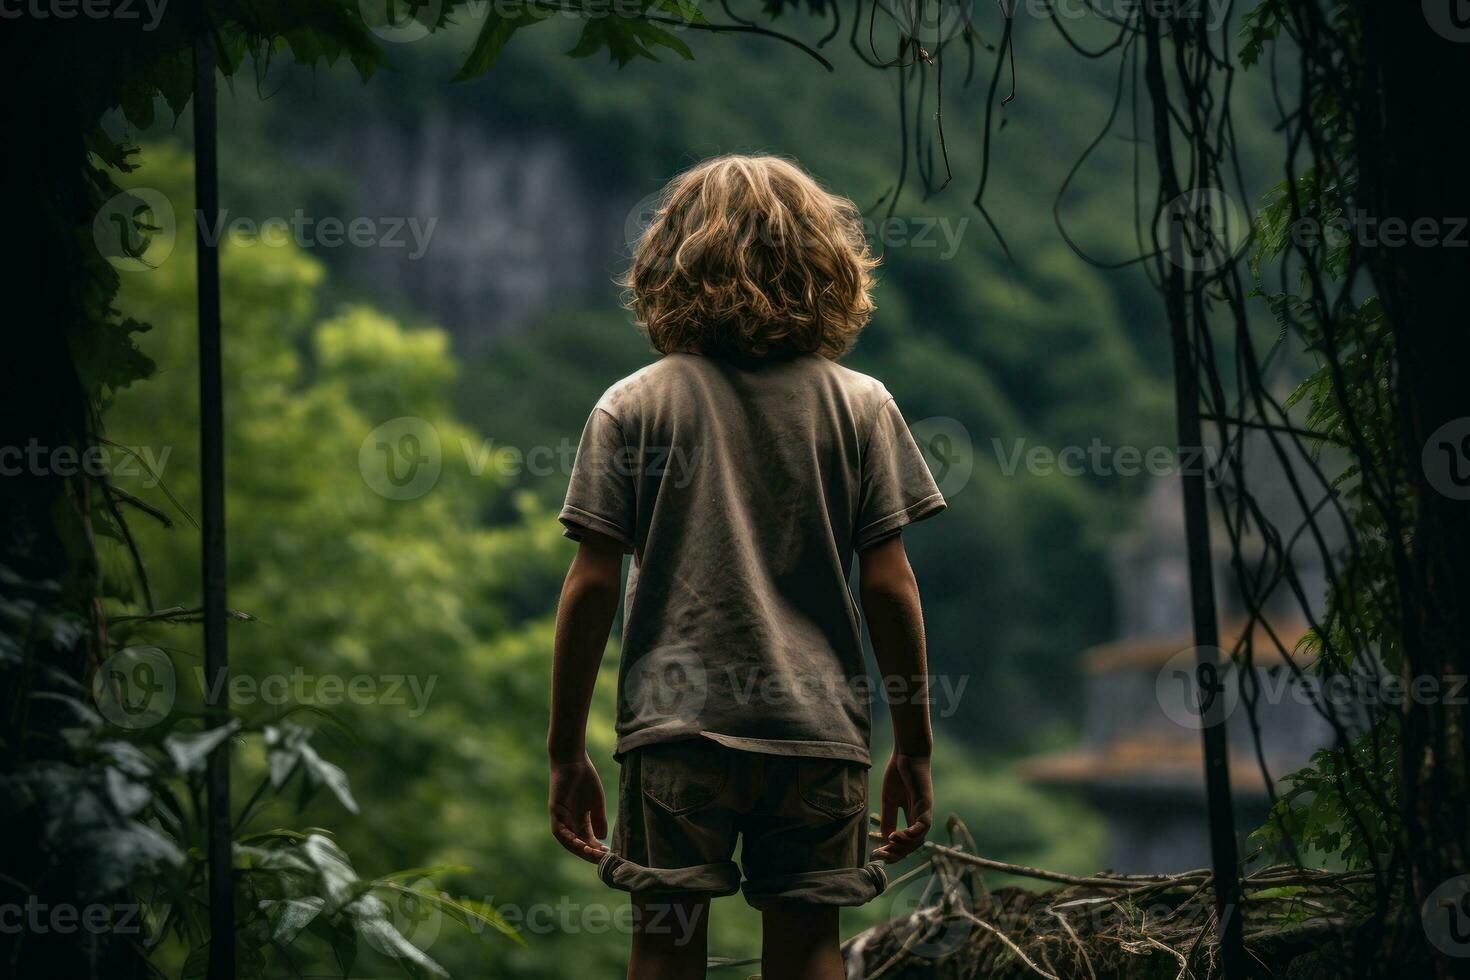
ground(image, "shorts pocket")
xmin=796 ymin=759 xmax=867 ymax=819
xmin=639 ymin=739 xmax=727 ymax=816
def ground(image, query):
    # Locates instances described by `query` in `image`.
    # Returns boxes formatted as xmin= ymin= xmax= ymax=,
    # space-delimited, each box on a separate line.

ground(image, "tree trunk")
xmin=1356 ymin=5 xmax=1470 ymax=976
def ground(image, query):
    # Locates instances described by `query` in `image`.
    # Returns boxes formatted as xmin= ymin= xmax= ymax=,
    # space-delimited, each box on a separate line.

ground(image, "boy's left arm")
xmin=547 ymin=531 xmax=624 ymax=863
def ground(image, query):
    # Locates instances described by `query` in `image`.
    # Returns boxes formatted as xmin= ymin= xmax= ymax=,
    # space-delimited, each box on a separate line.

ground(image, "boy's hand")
xmin=872 ymin=752 xmax=933 ymax=863
xmin=548 ymin=753 xmax=609 ymax=864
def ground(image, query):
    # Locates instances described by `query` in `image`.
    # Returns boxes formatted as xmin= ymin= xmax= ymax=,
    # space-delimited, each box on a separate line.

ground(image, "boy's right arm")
xmin=859 ymin=534 xmax=935 ymax=863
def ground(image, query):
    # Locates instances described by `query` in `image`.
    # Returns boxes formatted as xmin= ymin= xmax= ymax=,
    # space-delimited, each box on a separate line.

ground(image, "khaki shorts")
xmin=598 ymin=738 xmax=887 ymax=909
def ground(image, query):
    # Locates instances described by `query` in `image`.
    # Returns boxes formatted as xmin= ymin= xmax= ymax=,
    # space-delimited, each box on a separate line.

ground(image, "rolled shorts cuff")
xmin=741 ymin=861 xmax=888 ymax=909
xmin=597 ymin=852 xmax=742 ymax=896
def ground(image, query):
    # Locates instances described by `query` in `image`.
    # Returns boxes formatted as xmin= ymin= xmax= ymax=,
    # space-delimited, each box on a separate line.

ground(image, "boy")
xmin=548 ymin=155 xmax=944 ymax=980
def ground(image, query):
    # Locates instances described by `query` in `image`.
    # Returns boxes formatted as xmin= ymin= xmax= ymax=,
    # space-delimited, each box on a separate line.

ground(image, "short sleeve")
xmin=854 ymin=397 xmax=946 ymax=550
xmin=560 ymin=407 xmax=636 ymax=550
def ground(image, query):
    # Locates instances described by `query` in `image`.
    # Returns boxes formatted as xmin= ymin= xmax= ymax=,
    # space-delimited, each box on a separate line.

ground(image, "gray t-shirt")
xmin=559 ymin=352 xmax=944 ymax=764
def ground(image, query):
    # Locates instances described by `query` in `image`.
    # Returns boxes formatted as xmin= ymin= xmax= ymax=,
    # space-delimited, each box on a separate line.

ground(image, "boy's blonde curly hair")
xmin=621 ymin=155 xmax=878 ymax=360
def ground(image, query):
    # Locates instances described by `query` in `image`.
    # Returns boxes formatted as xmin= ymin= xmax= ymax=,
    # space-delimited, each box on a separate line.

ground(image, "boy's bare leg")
xmin=760 ymin=901 xmax=843 ymax=980
xmin=629 ymin=893 xmax=711 ymax=980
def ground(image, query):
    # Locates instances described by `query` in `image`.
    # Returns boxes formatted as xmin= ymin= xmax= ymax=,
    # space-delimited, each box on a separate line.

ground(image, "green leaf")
xmin=29 ymin=691 xmax=102 ymax=727
xmin=422 ymin=890 xmax=526 ymax=947
xmin=630 ymin=20 xmax=694 ymax=61
xmin=265 ymin=723 xmax=359 ymax=814
xmin=351 ymin=893 xmax=450 ymax=977
xmin=1238 ymin=0 xmax=1283 ymax=69
xmin=104 ymin=765 xmax=152 ymax=816
xmin=182 ymin=943 xmax=209 ymax=980
xmin=68 ymin=315 xmax=157 ymax=396
xmin=302 ymin=754 xmax=358 ymax=814
xmin=155 ymin=49 xmax=195 ymax=120
xmin=452 ymin=14 xmax=522 ymax=81
xmin=85 ymin=822 xmax=186 ymax=893
xmin=164 ymin=719 xmax=242 ymax=775
xmin=284 ymin=28 xmax=325 ymax=65
xmin=652 ymin=0 xmax=707 ymax=24
xmin=328 ymin=914 xmax=358 ymax=977
xmin=301 ymin=833 xmax=362 ymax=910
xmin=262 ymin=896 xmax=325 ymax=945
xmin=117 ymin=78 xmax=156 ymax=130
xmin=234 ymin=843 xmax=312 ymax=875
xmin=375 ymin=865 xmax=471 ymax=883
xmin=566 ymin=17 xmax=663 ymax=66
xmin=301 ymin=905 xmax=360 ymax=977
xmin=565 ymin=20 xmax=606 ymax=59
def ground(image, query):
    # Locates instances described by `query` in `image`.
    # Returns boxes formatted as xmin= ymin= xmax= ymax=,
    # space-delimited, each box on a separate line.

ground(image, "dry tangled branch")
xmin=838 ymin=817 xmax=1373 ymax=979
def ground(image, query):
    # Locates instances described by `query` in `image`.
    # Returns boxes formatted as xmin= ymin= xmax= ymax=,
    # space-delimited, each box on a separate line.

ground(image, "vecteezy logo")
xmin=1422 ymin=417 xmax=1470 ymax=500
xmin=365 ymin=875 xmax=443 ymax=956
xmin=1423 ymin=875 xmax=1470 ymax=957
xmin=1424 ymin=0 xmax=1470 ymax=42
xmin=624 ymin=646 xmax=707 ymax=730
xmin=93 ymin=188 xmax=177 ymax=272
xmin=1157 ymin=187 xmax=1249 ymax=272
xmin=1156 ymin=646 xmax=1239 ymax=730
xmin=910 ymin=416 xmax=974 ymax=498
xmin=93 ymin=646 xmax=176 ymax=729
xmin=359 ymin=417 xmax=442 ymax=500
xmin=886 ymin=874 xmax=973 ymax=959
xmin=880 ymin=0 xmax=972 ymax=46
xmin=359 ymin=0 xmax=442 ymax=42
